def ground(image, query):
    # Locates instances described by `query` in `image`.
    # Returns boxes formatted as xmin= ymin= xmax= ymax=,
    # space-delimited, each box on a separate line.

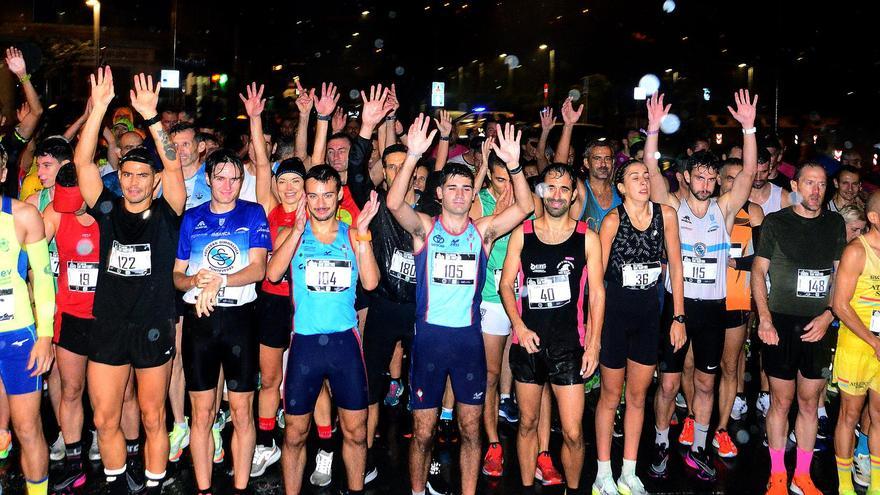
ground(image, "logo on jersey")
xmin=693 ymin=242 xmax=707 ymax=257
xmin=204 ymin=239 xmax=241 ymax=273
xmin=432 ymin=234 xmax=445 ymax=245
xmin=557 ymin=260 xmax=574 ymax=275
xmin=681 ymin=215 xmax=692 ymax=224
xmin=450 ymin=239 xmax=460 ymax=247
xmin=530 ymin=263 xmax=547 ymax=273
xmin=195 ymin=221 xmax=208 ymax=230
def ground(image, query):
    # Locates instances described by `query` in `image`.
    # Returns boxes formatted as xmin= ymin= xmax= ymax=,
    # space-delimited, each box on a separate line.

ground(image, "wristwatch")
xmin=672 ymin=314 xmax=687 ymax=324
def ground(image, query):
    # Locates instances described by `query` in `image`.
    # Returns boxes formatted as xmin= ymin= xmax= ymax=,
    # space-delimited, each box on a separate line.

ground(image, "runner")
xmin=594 ymin=159 xmax=684 ymax=494
xmin=499 ymin=163 xmax=605 ymax=494
xmin=645 ymin=90 xmax=758 ymax=481
xmin=832 ymin=191 xmax=880 ymax=495
xmin=173 ymin=147 xmax=271 ymax=494
xmin=753 ymin=161 xmax=846 ymax=495
xmin=750 ymin=148 xmax=792 ymax=216
xmin=387 ymin=117 xmax=532 ymax=495
xmin=73 ymin=67 xmax=185 ymax=494
xmin=828 ymin=165 xmax=863 ymax=212
xmin=269 ymin=165 xmax=380 ymax=495
xmin=715 ymin=158 xmax=765 ymax=458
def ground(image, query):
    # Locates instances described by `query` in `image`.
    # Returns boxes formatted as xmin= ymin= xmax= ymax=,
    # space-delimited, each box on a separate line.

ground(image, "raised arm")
xmin=267 ymin=198 xmax=305 ymax=283
xmin=5 ymin=47 xmax=43 ymax=140
xmin=309 ymin=82 xmax=339 ymax=168
xmin=720 ymin=89 xmax=759 ymax=222
xmin=293 ymin=80 xmax=313 ymax=163
xmin=63 ymin=98 xmax=92 ymax=141
xmin=240 ymin=82 xmax=277 ymax=215
xmin=644 ymin=93 xmax=677 ymax=208
xmin=477 ymin=123 xmax=533 ymax=245
xmin=433 ymin=109 xmax=453 ymax=170
xmin=387 ymin=114 xmax=434 ymax=246
xmin=553 ymin=97 xmax=582 ymax=164
xmin=130 ymin=73 xmax=185 ymax=214
xmin=74 ymin=67 xmax=114 ymax=208
xmin=536 ymin=107 xmax=556 ymax=172
xmin=351 ymin=191 xmax=382 ymax=291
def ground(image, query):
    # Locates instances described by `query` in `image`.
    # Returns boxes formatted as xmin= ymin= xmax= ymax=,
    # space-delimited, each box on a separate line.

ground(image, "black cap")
xmin=121 ymin=146 xmax=159 ymax=169
xmin=274 ymin=158 xmax=306 ymax=179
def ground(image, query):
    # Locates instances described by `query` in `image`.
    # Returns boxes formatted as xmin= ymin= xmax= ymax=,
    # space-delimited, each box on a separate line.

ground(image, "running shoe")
xmin=89 ymin=430 xmax=101 ymax=461
xmin=364 ymin=449 xmax=378 ymax=484
xmin=168 ymin=418 xmax=190 ymax=462
xmin=591 ymin=474 xmax=617 ymax=495
xmin=712 ymin=429 xmax=738 ymax=458
xmin=816 ymin=414 xmax=830 ymax=440
xmin=427 ymin=459 xmax=453 ymax=495
xmin=481 ymin=442 xmax=503 ymax=477
xmin=215 ymin=408 xmax=231 ymax=430
xmin=789 ymin=474 xmax=822 ymax=495
xmin=437 ymin=418 xmax=459 ymax=444
xmin=854 ymin=453 xmax=870 ymax=487
xmin=764 ymin=472 xmax=787 ymax=495
xmin=685 ymin=447 xmax=717 ymax=481
xmin=675 ymin=392 xmax=687 ymax=409
xmin=250 ymin=441 xmax=281 ymax=478
xmin=276 ymin=408 xmax=286 ymax=429
xmin=788 ymin=430 xmax=821 ymax=452
xmin=612 ymin=406 xmax=624 ymax=438
xmin=499 ymin=397 xmax=519 ymax=423
xmin=678 ymin=415 xmax=695 ymax=446
xmin=0 ymin=429 xmax=11 ymax=459
xmin=535 ymin=451 xmax=563 ymax=486
xmin=50 ymin=432 xmax=66 ymax=461
xmin=309 ymin=449 xmax=333 ymax=487
xmin=126 ymin=464 xmax=145 ymax=493
xmin=52 ymin=462 xmax=87 ymax=491
xmin=756 ymin=392 xmax=770 ymax=417
xmin=730 ymin=395 xmax=748 ymax=421
xmin=649 ymin=443 xmax=669 ymax=479
xmin=584 ymin=372 xmax=601 ymax=393
xmin=617 ymin=473 xmax=648 ymax=495
xmin=212 ymin=422 xmax=225 ymax=464
xmin=385 ymin=380 xmax=404 ymax=407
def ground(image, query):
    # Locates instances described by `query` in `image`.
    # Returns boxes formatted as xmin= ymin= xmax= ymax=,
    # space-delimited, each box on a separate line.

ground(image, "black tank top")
xmin=519 ymin=219 xmax=588 ymax=350
xmin=605 ymin=202 xmax=665 ymax=291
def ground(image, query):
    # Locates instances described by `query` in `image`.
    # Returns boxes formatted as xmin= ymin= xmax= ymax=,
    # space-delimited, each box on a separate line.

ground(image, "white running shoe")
xmin=250 ymin=442 xmax=281 ymax=478
xmin=592 ymin=474 xmax=618 ymax=495
xmin=89 ymin=430 xmax=101 ymax=461
xmin=730 ymin=395 xmax=748 ymax=421
xmin=50 ymin=432 xmax=66 ymax=462
xmin=617 ymin=473 xmax=648 ymax=495
xmin=674 ymin=392 xmax=687 ymax=409
xmin=853 ymin=453 xmax=870 ymax=487
xmin=756 ymin=392 xmax=770 ymax=417
xmin=309 ymin=449 xmax=333 ymax=487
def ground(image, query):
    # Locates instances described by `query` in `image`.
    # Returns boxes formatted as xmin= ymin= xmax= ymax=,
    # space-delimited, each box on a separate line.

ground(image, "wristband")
xmin=743 ymin=127 xmax=757 ymax=135
xmin=439 ymin=135 xmax=450 ymax=141
xmin=19 ymin=74 xmax=31 ymax=84
xmin=407 ymin=151 xmax=423 ymax=159
xmin=645 ymin=129 xmax=660 ymax=136
xmin=508 ymin=163 xmax=523 ymax=175
xmin=385 ymin=115 xmax=396 ymax=121
xmin=825 ymin=305 xmax=836 ymax=318
xmin=220 ymin=274 xmax=228 ymax=288
xmin=356 ymin=230 xmax=372 ymax=242
xmin=317 ymin=113 xmax=332 ymax=121
xmin=142 ymin=114 xmax=161 ymax=127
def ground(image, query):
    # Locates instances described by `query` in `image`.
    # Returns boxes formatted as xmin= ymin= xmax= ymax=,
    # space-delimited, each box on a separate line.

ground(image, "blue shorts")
xmin=283 ymin=329 xmax=368 ymax=416
xmin=0 ymin=326 xmax=42 ymax=395
xmin=409 ymin=323 xmax=487 ymax=409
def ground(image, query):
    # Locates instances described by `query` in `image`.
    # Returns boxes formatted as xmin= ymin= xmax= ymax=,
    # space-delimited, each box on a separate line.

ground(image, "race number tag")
xmin=217 ymin=285 xmax=244 ymax=305
xmin=107 ymin=241 xmax=152 ymax=277
xmin=621 ymin=262 xmax=662 ymax=289
xmin=683 ymin=256 xmax=718 ymax=284
xmin=390 ymin=249 xmax=416 ymax=283
xmin=796 ymin=268 xmax=831 ymax=298
xmin=0 ymin=288 xmax=13 ymax=322
xmin=494 ymin=269 xmax=520 ymax=295
xmin=526 ymin=275 xmax=571 ymax=309
xmin=67 ymin=261 xmax=99 ymax=292
xmin=432 ymin=252 xmax=477 ymax=285
xmin=50 ymin=251 xmax=60 ymax=277
xmin=871 ymin=310 xmax=880 ymax=336
xmin=305 ymin=259 xmax=352 ymax=292
xmin=729 ymin=243 xmax=743 ymax=259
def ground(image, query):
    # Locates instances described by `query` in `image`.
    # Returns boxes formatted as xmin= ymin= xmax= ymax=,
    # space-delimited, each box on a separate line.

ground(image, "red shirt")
xmin=54 ymin=212 xmax=100 ymax=340
xmin=262 ymin=204 xmax=297 ymax=297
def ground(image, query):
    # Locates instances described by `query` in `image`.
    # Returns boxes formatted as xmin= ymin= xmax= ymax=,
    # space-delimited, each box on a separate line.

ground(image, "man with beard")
xmin=644 ymin=90 xmax=758 ymax=481
xmin=751 ymin=148 xmax=792 ymax=216
xmin=828 ymin=165 xmax=863 ymax=212
xmin=754 ymin=162 xmax=846 ymax=495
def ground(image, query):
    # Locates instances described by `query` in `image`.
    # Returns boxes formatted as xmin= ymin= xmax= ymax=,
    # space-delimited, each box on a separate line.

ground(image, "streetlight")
xmin=538 ymin=44 xmax=548 ymax=50
xmin=85 ymin=0 xmax=101 ymax=66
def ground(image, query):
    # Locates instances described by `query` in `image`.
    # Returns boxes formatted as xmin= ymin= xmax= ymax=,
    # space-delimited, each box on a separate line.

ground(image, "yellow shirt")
xmin=839 ymin=235 xmax=880 ymax=352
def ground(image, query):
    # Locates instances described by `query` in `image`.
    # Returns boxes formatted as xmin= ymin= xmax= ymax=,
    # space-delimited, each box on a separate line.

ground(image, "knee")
xmin=562 ymin=426 xmax=584 ymax=450
xmin=658 ymin=377 xmax=679 ymax=398
xmin=518 ymin=413 xmax=538 ymax=436
xmin=14 ymin=415 xmax=43 ymax=442
xmin=261 ymin=369 xmax=282 ymax=391
xmin=624 ymin=389 xmax=646 ymax=411
xmin=457 ymin=412 xmax=481 ymax=438
xmin=486 ymin=370 xmax=500 ymax=389
xmin=841 ymin=403 xmax=863 ymax=427
xmin=190 ymin=403 xmax=215 ymax=431
xmin=720 ymin=360 xmax=738 ymax=381
xmin=770 ymin=393 xmax=792 ymax=413
xmin=599 ymin=387 xmax=623 ymax=410
xmin=695 ymin=375 xmax=715 ymax=394
xmin=229 ymin=400 xmax=253 ymax=429
xmin=412 ymin=422 xmax=434 ymax=450
xmin=283 ymin=422 xmax=309 ymax=449
xmin=93 ymin=408 xmax=120 ymax=434
xmin=140 ymin=405 xmax=165 ymax=433
xmin=61 ymin=379 xmax=85 ymax=403
xmin=342 ymin=421 xmax=367 ymax=446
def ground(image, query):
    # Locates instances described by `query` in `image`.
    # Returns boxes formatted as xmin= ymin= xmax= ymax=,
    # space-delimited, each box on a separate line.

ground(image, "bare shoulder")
xmin=747 ymin=202 xmax=764 ymax=224
xmin=659 ymin=203 xmax=677 ymax=220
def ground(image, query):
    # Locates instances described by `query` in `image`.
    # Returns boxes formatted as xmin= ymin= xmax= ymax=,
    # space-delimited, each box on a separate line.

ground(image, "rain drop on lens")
xmin=147 ymin=329 xmax=160 ymax=342
xmin=567 ymin=89 xmax=581 ymax=101
xmin=76 ymin=239 xmax=94 ymax=256
xmin=638 ymin=74 xmax=661 ymax=96
xmin=374 ymin=39 xmax=384 ymax=49
xmin=736 ymin=429 xmax=750 ymax=444
xmin=318 ymin=335 xmax=329 ymax=346
xmin=535 ymin=182 xmax=547 ymax=198
xmin=660 ymin=114 xmax=681 ymax=134
xmin=349 ymin=89 xmax=360 ymax=100
xmin=662 ymin=0 xmax=676 ymax=13
xmin=99 ymin=201 xmax=113 ymax=214
xmin=395 ymin=66 xmax=405 ymax=76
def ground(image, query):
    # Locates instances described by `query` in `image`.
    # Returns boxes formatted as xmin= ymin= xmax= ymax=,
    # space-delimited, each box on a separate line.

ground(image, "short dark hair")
xmin=169 ymin=122 xmax=197 ymax=136
xmin=540 ymin=163 xmax=576 ymax=189
xmin=382 ymin=144 xmax=407 ymax=163
xmin=195 ymin=132 xmax=219 ymax=146
xmin=756 ymin=147 xmax=772 ymax=165
xmin=274 ymin=136 xmax=295 ymax=161
xmin=613 ymin=159 xmax=645 ymax=189
xmin=438 ymin=162 xmax=474 ymax=187
xmin=582 ymin=139 xmax=613 ymax=158
xmin=121 ymin=146 xmax=158 ymax=170
xmin=55 ymin=163 xmax=79 ymax=187
xmin=685 ymin=150 xmax=720 ymax=174
xmin=327 ymin=132 xmax=353 ymax=147
xmin=35 ymin=136 xmax=73 ymax=163
xmin=305 ymin=164 xmax=342 ymax=191
xmin=836 ymin=164 xmax=862 ymax=182
xmin=794 ymin=160 xmax=826 ymax=181
xmin=205 ymin=148 xmax=245 ymax=177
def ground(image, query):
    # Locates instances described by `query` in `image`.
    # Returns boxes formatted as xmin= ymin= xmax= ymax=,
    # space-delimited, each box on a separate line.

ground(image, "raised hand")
xmin=331 ymin=107 xmax=346 ymax=133
xmin=539 ymin=107 xmax=556 ymax=131
xmin=360 ymin=84 xmax=391 ymax=127
xmin=646 ymin=93 xmax=671 ymax=132
xmin=727 ymin=88 xmax=758 ymax=129
xmin=560 ymin=97 xmax=583 ymax=125
xmin=4 ymin=47 xmax=27 ymax=77
xmin=492 ymin=123 xmax=522 ymax=166
xmin=434 ymin=109 xmax=453 ymax=138
xmin=480 ymin=135 xmax=494 ymax=169
xmin=16 ymin=102 xmax=31 ymax=123
xmin=406 ymin=113 xmax=438 ymax=156
xmin=313 ymin=82 xmax=340 ymax=117
xmin=293 ymin=195 xmax=307 ymax=234
xmin=238 ymin=82 xmax=265 ymax=118
xmin=89 ymin=66 xmax=115 ymax=109
xmin=129 ymin=73 xmax=160 ymax=118
xmin=357 ymin=190 xmax=381 ymax=235
xmin=384 ymin=83 xmax=400 ymax=115
xmin=294 ymin=80 xmax=314 ymax=114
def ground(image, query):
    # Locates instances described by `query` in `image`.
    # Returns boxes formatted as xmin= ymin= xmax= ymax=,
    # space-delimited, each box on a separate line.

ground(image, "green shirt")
xmin=479 ymin=189 xmax=509 ymax=304
xmin=756 ymin=207 xmax=846 ymax=317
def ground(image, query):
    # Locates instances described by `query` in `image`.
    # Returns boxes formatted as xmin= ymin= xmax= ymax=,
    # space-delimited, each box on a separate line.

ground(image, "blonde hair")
xmin=839 ymin=203 xmax=866 ymax=225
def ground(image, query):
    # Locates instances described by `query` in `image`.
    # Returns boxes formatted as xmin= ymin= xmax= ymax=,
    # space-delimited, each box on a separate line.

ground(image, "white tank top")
xmin=758 ymin=183 xmax=783 ymax=216
xmin=665 ymin=198 xmax=729 ymax=301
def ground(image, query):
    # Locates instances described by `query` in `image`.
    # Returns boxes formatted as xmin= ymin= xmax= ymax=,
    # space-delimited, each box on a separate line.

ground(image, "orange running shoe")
xmin=534 ymin=451 xmax=563 ymax=486
xmin=481 ymin=442 xmax=503 ymax=477
xmin=712 ymin=429 xmax=738 ymax=458
xmin=765 ymin=472 xmax=787 ymax=495
xmin=790 ymin=474 xmax=822 ymax=495
xmin=678 ymin=415 xmax=695 ymax=446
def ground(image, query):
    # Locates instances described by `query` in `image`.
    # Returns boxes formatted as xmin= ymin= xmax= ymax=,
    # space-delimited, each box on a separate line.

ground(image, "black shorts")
xmin=600 ymin=285 xmax=660 ymax=369
xmin=355 ymin=284 xmax=370 ymax=312
xmin=175 ymin=290 xmax=186 ymax=319
xmin=182 ymin=303 xmax=259 ymax=393
xmin=56 ymin=313 xmax=92 ymax=357
xmin=761 ymin=312 xmax=835 ymax=381
xmin=658 ymin=294 xmax=726 ymax=375
xmin=89 ymin=317 xmax=176 ymax=369
xmin=363 ymin=296 xmax=415 ymax=405
xmin=256 ymin=290 xmax=292 ymax=349
xmin=510 ymin=344 xmax=585 ymax=386
xmin=725 ymin=310 xmax=750 ymax=329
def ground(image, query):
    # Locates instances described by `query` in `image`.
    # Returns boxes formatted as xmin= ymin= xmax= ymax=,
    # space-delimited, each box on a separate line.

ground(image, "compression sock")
xmin=258 ymin=417 xmax=276 ymax=447
xmin=692 ymin=422 xmax=709 ymax=452
xmin=145 ymin=470 xmax=166 ymax=489
xmin=596 ymin=459 xmax=612 ymax=478
xmin=622 ymin=458 xmax=637 ymax=477
xmin=769 ymin=447 xmax=786 ymax=474
xmin=837 ymin=456 xmax=855 ymax=493
xmin=317 ymin=424 xmax=333 ymax=452
xmin=126 ymin=437 xmax=140 ymax=456
xmin=500 ymin=393 xmax=511 ymax=401
xmin=794 ymin=447 xmax=812 ymax=477
xmin=440 ymin=408 xmax=454 ymax=421
xmin=25 ymin=476 xmax=48 ymax=495
xmin=871 ymin=455 xmax=880 ymax=492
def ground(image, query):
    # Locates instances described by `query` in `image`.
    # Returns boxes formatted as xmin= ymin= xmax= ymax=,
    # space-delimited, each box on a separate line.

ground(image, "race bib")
xmin=217 ymin=285 xmax=245 ymax=305
xmin=683 ymin=256 xmax=718 ymax=284
xmin=305 ymin=259 xmax=352 ymax=292
xmin=390 ymin=249 xmax=416 ymax=283
xmin=67 ymin=261 xmax=99 ymax=292
xmin=50 ymin=251 xmax=60 ymax=277
xmin=432 ymin=252 xmax=477 ymax=285
xmin=526 ymin=274 xmax=571 ymax=309
xmin=871 ymin=310 xmax=880 ymax=336
xmin=493 ymin=268 xmax=520 ymax=295
xmin=796 ymin=268 xmax=831 ymax=298
xmin=0 ymin=288 xmax=13 ymax=322
xmin=621 ymin=261 xmax=662 ymax=289
xmin=107 ymin=241 xmax=152 ymax=277
xmin=729 ymin=243 xmax=743 ymax=259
